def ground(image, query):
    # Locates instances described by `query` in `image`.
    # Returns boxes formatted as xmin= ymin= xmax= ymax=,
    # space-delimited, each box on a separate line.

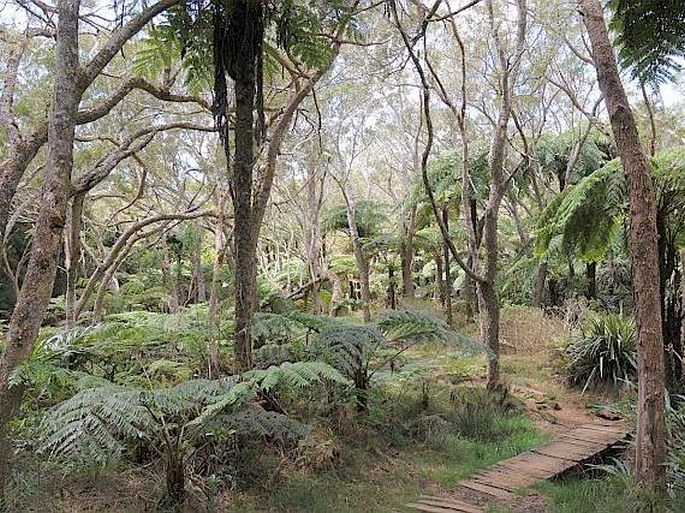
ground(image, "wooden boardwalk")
xmin=402 ymin=421 xmax=629 ymax=513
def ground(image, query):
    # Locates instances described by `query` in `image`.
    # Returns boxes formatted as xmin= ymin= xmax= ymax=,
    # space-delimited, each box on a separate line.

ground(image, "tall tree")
xmin=0 ymin=0 xmax=82 ymax=504
xmin=0 ymin=1 xmax=182 ymax=503
xmin=579 ymin=0 xmax=666 ymax=495
xmin=189 ymin=0 xmax=361 ymax=371
xmin=392 ymin=0 xmax=527 ymax=390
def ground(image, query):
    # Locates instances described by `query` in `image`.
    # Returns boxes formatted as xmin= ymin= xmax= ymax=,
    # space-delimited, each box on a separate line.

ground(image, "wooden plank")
xmin=477 ymin=467 xmax=536 ymax=483
xmin=477 ymin=466 xmax=536 ymax=482
xmin=475 ymin=469 xmax=536 ymax=489
xmin=406 ymin=502 xmax=471 ymax=513
xmin=552 ymin=436 xmax=607 ymax=449
xmin=575 ymin=425 xmax=627 ymax=436
xmin=404 ymin=423 xmax=630 ymax=513
xmin=564 ymin=430 xmax=620 ymax=442
xmin=495 ymin=455 xmax=571 ymax=477
xmin=532 ymin=444 xmax=595 ymax=461
xmin=459 ymin=479 xmax=516 ymax=500
xmin=415 ymin=496 xmax=484 ymax=513
xmin=570 ymin=431 xmax=625 ymax=442
xmin=559 ymin=431 xmax=620 ymax=444
xmin=579 ymin=423 xmax=626 ymax=433
xmin=496 ymin=464 xmax=554 ymax=479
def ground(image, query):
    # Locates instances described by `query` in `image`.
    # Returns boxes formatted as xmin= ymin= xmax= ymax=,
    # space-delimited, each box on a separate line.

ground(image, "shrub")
xmin=565 ymin=313 xmax=636 ymax=393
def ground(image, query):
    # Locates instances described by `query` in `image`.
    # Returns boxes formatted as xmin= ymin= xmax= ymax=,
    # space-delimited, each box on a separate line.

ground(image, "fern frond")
xmin=376 ymin=310 xmax=451 ymax=345
xmin=244 ymin=361 xmax=350 ymax=392
xmin=316 ymin=325 xmax=383 ymax=377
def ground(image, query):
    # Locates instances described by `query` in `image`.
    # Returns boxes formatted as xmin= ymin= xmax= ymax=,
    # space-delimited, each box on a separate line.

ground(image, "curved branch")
xmin=72 ymin=122 xmax=215 ymax=195
xmin=73 ymin=209 xmax=214 ymax=320
xmin=391 ymin=2 xmax=485 ymax=284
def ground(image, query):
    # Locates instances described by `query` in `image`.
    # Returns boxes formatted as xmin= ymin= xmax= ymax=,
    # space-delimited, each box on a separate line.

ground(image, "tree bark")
xmin=401 ymin=205 xmax=416 ymax=298
xmin=304 ymin=166 xmax=325 ymax=314
xmin=531 ymin=263 xmax=548 ymax=308
xmin=477 ymin=0 xmax=526 ymax=391
xmin=0 ymin=0 xmax=81 ymax=503
xmin=165 ymin=448 xmax=185 ymax=506
xmin=463 ymin=255 xmax=478 ymax=319
xmin=232 ymin=74 xmax=258 ymax=371
xmin=65 ymin=192 xmax=85 ymax=328
xmin=345 ymin=201 xmax=371 ymax=323
xmin=161 ymin=234 xmax=181 ymax=314
xmin=435 ymin=254 xmax=444 ymax=303
xmin=478 ymin=280 xmax=500 ymax=388
xmin=0 ymin=0 xmax=182 ymax=243
xmin=387 ymin=264 xmax=397 ymax=310
xmin=580 ymin=0 xmax=666 ymax=494
xmin=442 ymin=208 xmax=453 ymax=325
xmin=208 ymin=188 xmax=228 ymax=377
xmin=585 ymin=261 xmax=597 ymax=300
xmin=75 ymin=211 xmax=211 ymax=321
xmin=190 ymin=226 xmax=206 ymax=303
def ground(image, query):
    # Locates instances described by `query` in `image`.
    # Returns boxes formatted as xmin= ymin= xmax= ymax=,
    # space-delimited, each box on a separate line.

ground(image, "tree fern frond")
xmin=376 ymin=310 xmax=451 ymax=345
xmin=316 ymin=324 xmax=383 ymax=377
xmin=215 ymin=406 xmax=310 ymax=446
xmin=244 ymin=361 xmax=350 ymax=392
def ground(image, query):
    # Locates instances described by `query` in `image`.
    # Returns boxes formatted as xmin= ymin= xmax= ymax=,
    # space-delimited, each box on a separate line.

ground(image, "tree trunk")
xmin=75 ymin=211 xmax=211 ymax=321
xmin=329 ymin=273 xmax=343 ymax=316
xmin=165 ymin=449 xmax=185 ymax=506
xmin=532 ymin=262 xmax=548 ymax=308
xmin=65 ymin=192 xmax=85 ymax=328
xmin=0 ymin=0 xmax=80 ymax=503
xmin=401 ymin=205 xmax=416 ymax=298
xmin=190 ymin=226 xmax=206 ymax=303
xmin=442 ymin=208 xmax=452 ymax=325
xmin=585 ymin=261 xmax=597 ymax=300
xmin=479 ymin=200 xmax=502 ymax=391
xmin=479 ymin=280 xmax=500 ymax=389
xmin=356 ymin=251 xmax=371 ymax=323
xmin=337 ymin=188 xmax=371 ymax=323
xmin=208 ymin=188 xmax=227 ymax=378
xmin=463 ymin=256 xmax=478 ymax=319
xmin=233 ymin=74 xmax=257 ymax=371
xmin=681 ymin=249 xmax=685 ymax=385
xmin=658 ymin=214 xmax=683 ymax=390
xmin=580 ymin=0 xmax=666 ymax=494
xmin=0 ymin=135 xmax=48 ymax=243
xmin=304 ymin=168 xmax=324 ymax=314
xmin=435 ymin=255 xmax=444 ymax=303
xmin=387 ymin=265 xmax=397 ymax=310
xmin=161 ymin=235 xmax=181 ymax=314
xmin=477 ymin=0 xmax=526 ymax=392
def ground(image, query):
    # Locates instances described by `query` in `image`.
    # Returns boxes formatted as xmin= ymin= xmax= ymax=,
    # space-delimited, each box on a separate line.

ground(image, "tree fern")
xmin=41 ymin=359 xmax=343 ymax=503
xmin=534 ymin=159 xmax=626 ymax=262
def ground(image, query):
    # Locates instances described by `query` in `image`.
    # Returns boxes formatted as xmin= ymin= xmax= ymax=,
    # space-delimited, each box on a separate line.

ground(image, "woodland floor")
xmin=11 ymin=308 xmax=638 ymax=513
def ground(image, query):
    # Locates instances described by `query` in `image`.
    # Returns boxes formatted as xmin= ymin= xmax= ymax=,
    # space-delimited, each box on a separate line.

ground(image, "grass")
xmin=419 ymin=418 xmax=549 ymax=488
xmin=538 ymin=477 xmax=632 ymax=513
xmin=266 ymin=470 xmax=420 ymax=513
xmin=537 ymin=475 xmax=644 ymax=513
xmin=500 ymin=305 xmax=570 ymax=356
xmin=537 ymin=472 xmax=684 ymax=513
xmin=252 ymin=413 xmax=547 ymax=512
